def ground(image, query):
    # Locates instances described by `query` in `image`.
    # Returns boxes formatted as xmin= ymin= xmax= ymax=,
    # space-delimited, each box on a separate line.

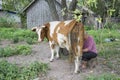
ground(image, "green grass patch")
xmin=0 ymin=28 xmax=37 ymax=44
xmin=86 ymin=73 xmax=120 ymax=80
xmin=0 ymin=60 xmax=48 ymax=80
xmin=87 ymin=29 xmax=120 ymax=44
xmin=97 ymin=41 xmax=120 ymax=59
xmin=0 ymin=45 xmax=32 ymax=57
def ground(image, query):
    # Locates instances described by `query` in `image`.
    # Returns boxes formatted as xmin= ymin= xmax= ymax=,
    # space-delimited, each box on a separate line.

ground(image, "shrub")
xmin=0 ymin=60 xmax=48 ymax=80
xmin=26 ymin=37 xmax=35 ymax=45
xmin=13 ymin=35 xmax=19 ymax=43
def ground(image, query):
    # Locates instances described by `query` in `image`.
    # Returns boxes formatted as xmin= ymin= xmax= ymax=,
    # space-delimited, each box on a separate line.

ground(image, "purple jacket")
xmin=83 ymin=36 xmax=97 ymax=53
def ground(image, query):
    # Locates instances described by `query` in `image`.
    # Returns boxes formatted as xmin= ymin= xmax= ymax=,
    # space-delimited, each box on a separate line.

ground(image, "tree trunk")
xmin=45 ymin=0 xmax=59 ymax=20
xmin=68 ymin=0 xmax=78 ymax=19
xmin=61 ymin=0 xmax=68 ymax=20
xmin=69 ymin=0 xmax=77 ymax=11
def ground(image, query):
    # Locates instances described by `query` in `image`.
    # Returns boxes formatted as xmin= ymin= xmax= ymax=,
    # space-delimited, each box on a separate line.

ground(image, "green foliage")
xmin=98 ymin=42 xmax=120 ymax=59
xmin=13 ymin=35 xmax=19 ymax=43
xmin=0 ymin=28 xmax=37 ymax=43
xmin=0 ymin=60 xmax=19 ymax=80
xmin=16 ymin=45 xmax=32 ymax=55
xmin=77 ymin=0 xmax=120 ymax=17
xmin=0 ymin=17 xmax=17 ymax=28
xmin=2 ymin=0 xmax=32 ymax=11
xmin=0 ymin=60 xmax=48 ymax=80
xmin=86 ymin=73 xmax=120 ymax=80
xmin=0 ymin=47 xmax=16 ymax=57
xmin=87 ymin=29 xmax=120 ymax=43
xmin=73 ymin=9 xmax=82 ymax=22
xmin=0 ymin=45 xmax=31 ymax=57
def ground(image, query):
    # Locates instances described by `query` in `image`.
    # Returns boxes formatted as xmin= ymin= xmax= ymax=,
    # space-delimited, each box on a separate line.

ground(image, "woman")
xmin=81 ymin=32 xmax=98 ymax=69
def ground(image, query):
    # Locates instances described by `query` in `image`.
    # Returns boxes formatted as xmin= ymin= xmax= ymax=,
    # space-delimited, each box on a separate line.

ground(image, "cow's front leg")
xmin=74 ymin=56 xmax=80 ymax=73
xmin=49 ymin=41 xmax=55 ymax=62
xmin=50 ymin=48 xmax=55 ymax=62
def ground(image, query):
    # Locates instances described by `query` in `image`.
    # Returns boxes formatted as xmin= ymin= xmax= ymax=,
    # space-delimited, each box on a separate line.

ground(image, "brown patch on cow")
xmin=42 ymin=23 xmax=51 ymax=41
xmin=51 ymin=44 xmax=55 ymax=49
xmin=58 ymin=20 xmax=77 ymax=36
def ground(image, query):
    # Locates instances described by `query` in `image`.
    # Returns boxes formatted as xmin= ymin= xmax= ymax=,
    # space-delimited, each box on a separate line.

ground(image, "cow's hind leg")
xmin=55 ymin=46 xmax=60 ymax=59
xmin=74 ymin=56 xmax=80 ymax=73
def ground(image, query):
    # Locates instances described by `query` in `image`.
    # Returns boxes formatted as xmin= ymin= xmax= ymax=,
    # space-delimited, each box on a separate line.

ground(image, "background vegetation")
xmin=0 ymin=28 xmax=37 ymax=44
xmin=0 ymin=0 xmax=120 ymax=79
xmin=0 ymin=60 xmax=48 ymax=80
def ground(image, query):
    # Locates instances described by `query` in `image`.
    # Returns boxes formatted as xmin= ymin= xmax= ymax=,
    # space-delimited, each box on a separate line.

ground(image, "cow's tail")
xmin=69 ymin=22 xmax=84 ymax=62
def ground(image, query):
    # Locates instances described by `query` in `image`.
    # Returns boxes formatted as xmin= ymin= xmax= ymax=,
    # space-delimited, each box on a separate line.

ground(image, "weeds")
xmin=86 ymin=73 xmax=120 ymax=80
xmin=0 ymin=45 xmax=32 ymax=57
xmin=0 ymin=28 xmax=37 ymax=43
xmin=0 ymin=60 xmax=48 ymax=80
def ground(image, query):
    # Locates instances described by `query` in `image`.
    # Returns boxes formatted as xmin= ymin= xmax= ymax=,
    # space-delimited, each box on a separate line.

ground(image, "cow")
xmin=31 ymin=20 xmax=84 ymax=73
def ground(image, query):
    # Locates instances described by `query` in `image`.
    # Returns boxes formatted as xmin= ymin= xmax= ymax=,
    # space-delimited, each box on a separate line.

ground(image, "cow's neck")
xmin=44 ymin=23 xmax=51 ymax=41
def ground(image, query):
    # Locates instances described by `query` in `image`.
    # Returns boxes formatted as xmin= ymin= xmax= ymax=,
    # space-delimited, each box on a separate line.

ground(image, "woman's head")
xmin=84 ymin=32 xmax=89 ymax=40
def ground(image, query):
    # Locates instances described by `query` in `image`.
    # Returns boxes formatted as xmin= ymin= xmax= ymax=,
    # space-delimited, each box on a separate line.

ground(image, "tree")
xmin=2 ymin=0 xmax=32 ymax=11
xmin=45 ymin=0 xmax=59 ymax=20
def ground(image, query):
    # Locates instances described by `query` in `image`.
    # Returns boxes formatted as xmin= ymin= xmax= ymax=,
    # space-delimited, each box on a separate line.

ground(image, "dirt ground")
xmin=0 ymin=40 xmax=118 ymax=80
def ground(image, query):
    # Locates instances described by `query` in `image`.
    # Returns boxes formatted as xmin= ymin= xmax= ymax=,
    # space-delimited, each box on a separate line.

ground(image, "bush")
xmin=26 ymin=37 xmax=36 ymax=45
xmin=0 ymin=60 xmax=48 ymax=80
xmin=13 ymin=35 xmax=19 ymax=43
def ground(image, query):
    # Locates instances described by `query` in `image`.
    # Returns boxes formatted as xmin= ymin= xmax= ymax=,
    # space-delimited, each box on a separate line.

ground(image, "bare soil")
xmin=0 ymin=40 xmax=118 ymax=80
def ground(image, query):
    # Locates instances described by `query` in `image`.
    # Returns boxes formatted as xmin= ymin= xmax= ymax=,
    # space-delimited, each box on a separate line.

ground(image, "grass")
xmin=0 ymin=60 xmax=48 ymax=80
xmin=87 ymin=29 xmax=120 ymax=44
xmin=0 ymin=45 xmax=32 ymax=57
xmin=0 ymin=28 xmax=37 ymax=44
xmin=86 ymin=73 xmax=120 ymax=80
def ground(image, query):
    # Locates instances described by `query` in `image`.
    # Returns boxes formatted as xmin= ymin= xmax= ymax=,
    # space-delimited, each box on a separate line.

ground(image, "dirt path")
xmin=0 ymin=41 xmax=115 ymax=80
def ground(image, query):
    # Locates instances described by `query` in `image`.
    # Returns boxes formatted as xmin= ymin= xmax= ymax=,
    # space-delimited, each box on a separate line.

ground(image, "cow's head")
xmin=31 ymin=26 xmax=47 ymax=42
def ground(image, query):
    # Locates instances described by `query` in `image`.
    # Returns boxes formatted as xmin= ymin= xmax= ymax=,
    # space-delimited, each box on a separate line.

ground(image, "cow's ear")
xmin=31 ymin=27 xmax=37 ymax=32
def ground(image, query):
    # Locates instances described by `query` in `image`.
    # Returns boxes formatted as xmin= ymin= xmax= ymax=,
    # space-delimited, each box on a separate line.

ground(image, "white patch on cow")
xmin=56 ymin=27 xmax=60 ymax=33
xmin=74 ymin=56 xmax=80 ymax=73
xmin=78 ymin=37 xmax=80 ymax=42
xmin=77 ymin=45 xmax=81 ymax=54
xmin=37 ymin=28 xmax=42 ymax=42
xmin=57 ymin=33 xmax=67 ymax=48
xmin=55 ymin=46 xmax=60 ymax=59
xmin=64 ymin=20 xmax=73 ymax=26
xmin=49 ymin=41 xmax=55 ymax=62
xmin=49 ymin=21 xmax=60 ymax=37
xmin=41 ymin=25 xmax=46 ymax=28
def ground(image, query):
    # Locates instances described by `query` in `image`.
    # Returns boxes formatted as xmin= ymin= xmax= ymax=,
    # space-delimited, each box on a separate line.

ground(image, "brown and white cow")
xmin=32 ymin=20 xmax=84 ymax=73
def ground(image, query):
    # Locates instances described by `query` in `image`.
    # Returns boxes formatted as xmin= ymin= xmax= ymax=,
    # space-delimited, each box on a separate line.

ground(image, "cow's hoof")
xmin=74 ymin=70 xmax=80 ymax=74
xmin=50 ymin=59 xmax=54 ymax=62
xmin=56 ymin=57 xmax=60 ymax=60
